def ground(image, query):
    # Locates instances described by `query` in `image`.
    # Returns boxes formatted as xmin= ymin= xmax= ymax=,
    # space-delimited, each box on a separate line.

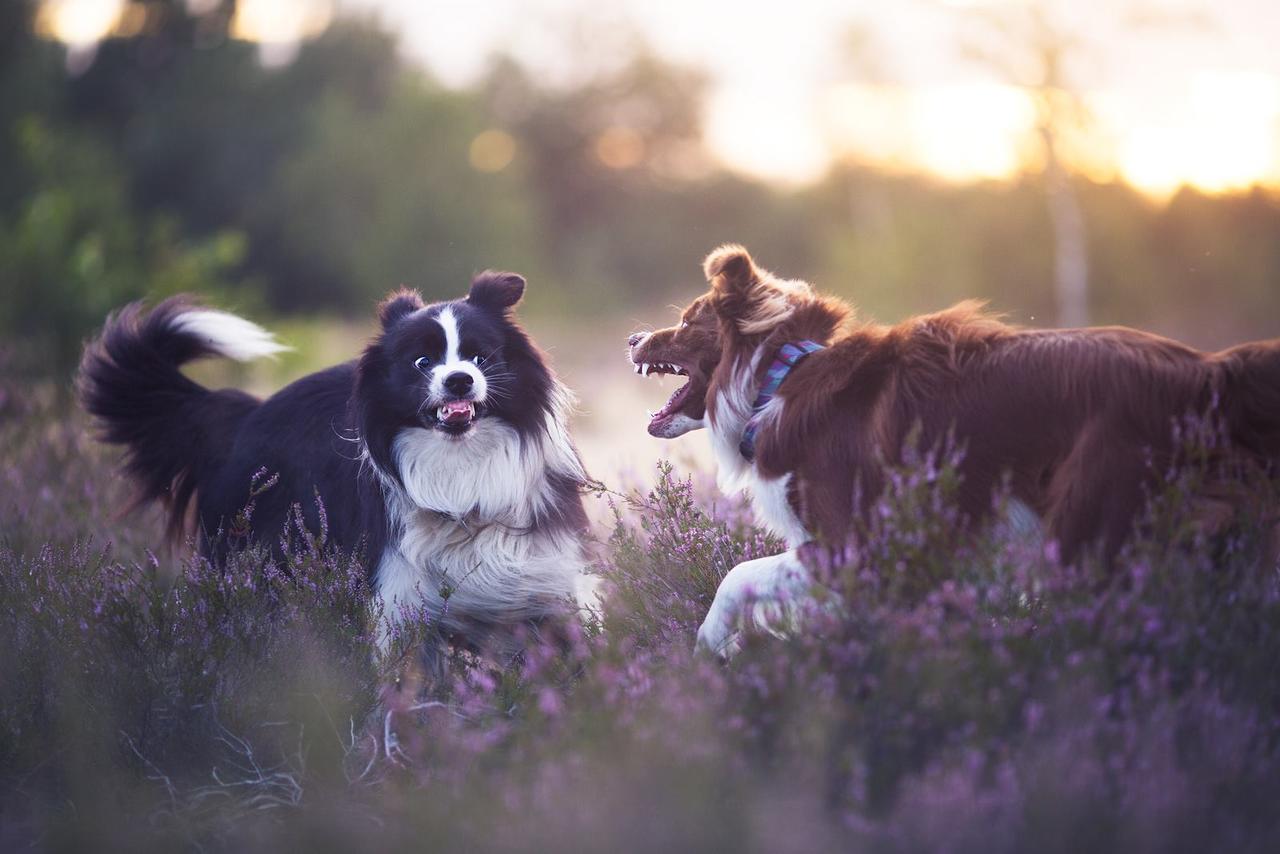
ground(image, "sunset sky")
xmin=39 ymin=0 xmax=1280 ymax=196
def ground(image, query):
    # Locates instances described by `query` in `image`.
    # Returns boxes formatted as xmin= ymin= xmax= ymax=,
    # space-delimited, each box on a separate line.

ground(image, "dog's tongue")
xmin=438 ymin=400 xmax=475 ymax=424
xmin=647 ymin=381 xmax=691 ymax=436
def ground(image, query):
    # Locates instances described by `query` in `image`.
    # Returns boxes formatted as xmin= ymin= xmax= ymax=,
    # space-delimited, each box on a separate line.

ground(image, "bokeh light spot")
xmin=595 ymin=127 xmax=645 ymax=170
xmin=37 ymin=0 xmax=124 ymax=46
xmin=469 ymin=129 xmax=517 ymax=173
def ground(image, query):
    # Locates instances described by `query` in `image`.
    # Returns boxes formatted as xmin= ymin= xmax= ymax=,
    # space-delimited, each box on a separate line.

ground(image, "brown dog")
xmin=628 ymin=245 xmax=1280 ymax=654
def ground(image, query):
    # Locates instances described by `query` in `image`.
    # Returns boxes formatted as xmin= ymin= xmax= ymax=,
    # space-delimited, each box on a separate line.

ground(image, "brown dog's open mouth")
xmin=634 ymin=361 xmax=692 ymax=436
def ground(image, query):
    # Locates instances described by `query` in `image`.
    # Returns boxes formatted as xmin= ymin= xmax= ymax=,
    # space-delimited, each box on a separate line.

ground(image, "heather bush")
xmin=2 ymin=402 xmax=1279 ymax=852
xmin=0 ymin=389 xmax=164 ymax=559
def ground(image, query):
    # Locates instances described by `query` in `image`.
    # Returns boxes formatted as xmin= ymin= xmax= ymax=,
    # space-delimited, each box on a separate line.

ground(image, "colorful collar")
xmin=739 ymin=340 xmax=825 ymax=461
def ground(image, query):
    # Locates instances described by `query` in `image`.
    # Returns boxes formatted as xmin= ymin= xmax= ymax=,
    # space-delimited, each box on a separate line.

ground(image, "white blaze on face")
xmin=429 ymin=307 xmax=488 ymax=402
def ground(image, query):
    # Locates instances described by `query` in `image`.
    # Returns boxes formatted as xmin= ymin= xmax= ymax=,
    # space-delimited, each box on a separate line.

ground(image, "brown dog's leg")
xmin=1044 ymin=419 xmax=1149 ymax=566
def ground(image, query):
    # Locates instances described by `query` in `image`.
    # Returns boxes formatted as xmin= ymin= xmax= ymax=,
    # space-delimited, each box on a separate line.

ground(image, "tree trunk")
xmin=1042 ymin=130 xmax=1089 ymax=328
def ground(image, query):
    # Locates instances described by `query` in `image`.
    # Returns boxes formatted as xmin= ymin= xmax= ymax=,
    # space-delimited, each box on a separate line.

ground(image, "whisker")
xmin=483 ymin=387 xmax=514 ymax=404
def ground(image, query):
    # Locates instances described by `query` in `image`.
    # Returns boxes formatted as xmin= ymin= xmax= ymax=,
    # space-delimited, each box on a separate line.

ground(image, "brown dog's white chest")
xmin=708 ymin=372 xmax=810 ymax=547
xmin=745 ymin=471 xmax=808 ymax=547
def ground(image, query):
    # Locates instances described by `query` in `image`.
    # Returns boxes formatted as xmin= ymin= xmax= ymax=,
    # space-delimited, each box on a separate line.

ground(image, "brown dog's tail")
xmin=1218 ymin=339 xmax=1280 ymax=460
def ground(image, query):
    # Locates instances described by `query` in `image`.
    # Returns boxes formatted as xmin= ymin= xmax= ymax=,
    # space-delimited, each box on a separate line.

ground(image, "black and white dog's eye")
xmin=413 ymin=356 xmax=432 ymax=373
xmin=472 ymin=355 xmax=486 ymax=366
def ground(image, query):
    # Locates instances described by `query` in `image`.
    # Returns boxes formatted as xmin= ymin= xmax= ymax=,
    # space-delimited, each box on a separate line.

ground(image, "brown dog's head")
xmin=627 ymin=245 xmax=814 ymax=438
xmin=626 ymin=293 xmax=720 ymax=438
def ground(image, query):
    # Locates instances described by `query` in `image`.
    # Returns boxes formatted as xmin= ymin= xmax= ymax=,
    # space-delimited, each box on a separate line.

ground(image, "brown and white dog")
xmin=628 ymin=245 xmax=1280 ymax=655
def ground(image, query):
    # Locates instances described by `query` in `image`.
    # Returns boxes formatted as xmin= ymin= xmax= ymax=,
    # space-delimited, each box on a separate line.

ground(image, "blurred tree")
xmin=946 ymin=0 xmax=1216 ymax=330
xmin=484 ymin=51 xmax=705 ymax=249
xmin=1 ymin=0 xmax=1276 ymax=379
xmin=256 ymin=74 xmax=542 ymax=308
xmin=69 ymin=11 xmax=399 ymax=234
xmin=0 ymin=0 xmax=35 ymax=59
xmin=808 ymin=166 xmax=1054 ymax=323
xmin=0 ymin=0 xmax=64 ymax=210
xmin=950 ymin=1 xmax=1092 ymax=328
xmin=62 ymin=9 xmax=538 ymax=310
xmin=481 ymin=48 xmax=824 ymax=308
xmin=0 ymin=118 xmax=246 ymax=379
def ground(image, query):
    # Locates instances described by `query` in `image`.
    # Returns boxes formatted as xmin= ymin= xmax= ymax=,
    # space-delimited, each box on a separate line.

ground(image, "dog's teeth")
xmin=643 ymin=363 xmax=651 ymax=376
xmin=634 ymin=364 xmax=642 ymax=374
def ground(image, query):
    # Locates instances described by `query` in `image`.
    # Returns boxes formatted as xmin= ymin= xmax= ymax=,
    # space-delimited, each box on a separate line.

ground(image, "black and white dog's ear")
xmin=378 ymin=288 xmax=425 ymax=329
xmin=468 ymin=271 xmax=526 ymax=313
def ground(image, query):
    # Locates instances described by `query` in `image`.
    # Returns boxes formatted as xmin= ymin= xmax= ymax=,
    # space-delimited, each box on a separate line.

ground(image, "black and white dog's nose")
xmin=628 ymin=332 xmax=646 ymax=348
xmin=444 ymin=372 xmax=474 ymax=396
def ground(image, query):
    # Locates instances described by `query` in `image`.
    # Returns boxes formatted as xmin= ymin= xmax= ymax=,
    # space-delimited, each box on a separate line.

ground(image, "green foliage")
xmin=4 ymin=3 xmax=1280 ymax=369
xmin=0 ymin=118 xmax=246 ymax=378
xmin=259 ymin=79 xmax=540 ymax=308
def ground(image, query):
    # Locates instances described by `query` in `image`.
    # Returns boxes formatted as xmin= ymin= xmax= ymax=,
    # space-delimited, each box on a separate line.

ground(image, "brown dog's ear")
xmin=468 ymin=271 xmax=526 ymax=313
xmin=379 ymin=287 xmax=425 ymax=329
xmin=704 ymin=244 xmax=757 ymax=289
xmin=705 ymin=245 xmax=806 ymax=335
xmin=705 ymin=244 xmax=760 ymax=321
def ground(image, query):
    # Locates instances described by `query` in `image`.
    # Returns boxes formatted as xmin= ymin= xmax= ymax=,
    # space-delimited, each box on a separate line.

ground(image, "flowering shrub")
xmin=2 ymin=402 xmax=1279 ymax=852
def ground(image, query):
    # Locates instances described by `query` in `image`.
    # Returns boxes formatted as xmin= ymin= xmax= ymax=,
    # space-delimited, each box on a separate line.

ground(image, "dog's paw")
xmin=695 ymin=608 xmax=742 ymax=659
xmin=694 ymin=549 xmax=814 ymax=659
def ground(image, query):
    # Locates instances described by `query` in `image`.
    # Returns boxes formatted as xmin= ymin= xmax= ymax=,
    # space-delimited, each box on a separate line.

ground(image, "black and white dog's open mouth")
xmin=424 ymin=399 xmax=482 ymax=434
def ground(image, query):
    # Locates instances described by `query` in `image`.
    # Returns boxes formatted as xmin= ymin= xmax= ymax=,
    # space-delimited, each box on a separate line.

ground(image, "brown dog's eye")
xmin=680 ymin=320 xmax=689 ymax=329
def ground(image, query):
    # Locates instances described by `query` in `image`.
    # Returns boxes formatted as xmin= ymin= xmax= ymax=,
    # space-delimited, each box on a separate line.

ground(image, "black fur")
xmin=78 ymin=274 xmax=589 ymax=576
xmin=77 ymin=297 xmax=259 ymax=541
xmin=353 ymin=272 xmax=560 ymax=492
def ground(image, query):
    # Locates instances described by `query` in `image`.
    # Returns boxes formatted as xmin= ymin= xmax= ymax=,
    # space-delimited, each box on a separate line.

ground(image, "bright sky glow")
xmin=230 ymin=0 xmax=332 ymax=45
xmin=39 ymin=0 xmax=1280 ymax=196
xmin=1115 ymin=70 xmax=1280 ymax=195
xmin=334 ymin=0 xmax=1280 ymax=195
xmin=823 ymin=83 xmax=1040 ymax=182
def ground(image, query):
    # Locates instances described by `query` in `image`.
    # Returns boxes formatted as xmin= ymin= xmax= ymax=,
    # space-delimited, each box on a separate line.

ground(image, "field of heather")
xmin=3 ymin=387 xmax=1279 ymax=853
xmin=6 ymin=0 xmax=1280 ymax=849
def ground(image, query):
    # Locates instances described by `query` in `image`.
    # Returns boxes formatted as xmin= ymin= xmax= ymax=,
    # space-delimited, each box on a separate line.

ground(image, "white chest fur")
xmin=709 ymin=355 xmax=810 ymax=549
xmin=376 ymin=505 xmax=585 ymax=622
xmin=746 ymin=471 xmax=808 ymax=548
xmin=372 ymin=410 xmax=587 ymax=639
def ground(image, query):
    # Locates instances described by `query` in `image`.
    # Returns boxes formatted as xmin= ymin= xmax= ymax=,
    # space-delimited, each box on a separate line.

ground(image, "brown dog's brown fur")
xmin=632 ymin=245 xmax=1280 ymax=564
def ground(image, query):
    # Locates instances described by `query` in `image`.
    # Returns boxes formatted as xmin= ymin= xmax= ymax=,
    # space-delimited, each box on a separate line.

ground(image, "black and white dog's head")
xmin=355 ymin=272 xmax=558 ymax=485
xmin=354 ymin=272 xmax=591 ymax=648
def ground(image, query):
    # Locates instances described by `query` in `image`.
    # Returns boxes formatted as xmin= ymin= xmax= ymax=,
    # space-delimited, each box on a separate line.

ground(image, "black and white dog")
xmin=79 ymin=273 xmax=592 ymax=653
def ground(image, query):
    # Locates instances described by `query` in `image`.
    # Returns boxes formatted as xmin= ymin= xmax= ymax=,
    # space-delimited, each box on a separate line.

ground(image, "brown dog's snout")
xmin=628 ymin=332 xmax=647 ymax=349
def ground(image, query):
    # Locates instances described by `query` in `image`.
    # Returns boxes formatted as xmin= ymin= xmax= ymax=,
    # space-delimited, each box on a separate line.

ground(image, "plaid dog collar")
xmin=739 ymin=340 xmax=825 ymax=461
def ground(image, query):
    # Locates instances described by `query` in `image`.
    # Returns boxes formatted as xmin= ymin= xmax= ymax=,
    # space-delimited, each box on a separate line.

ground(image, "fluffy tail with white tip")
xmin=77 ymin=297 xmax=284 ymax=539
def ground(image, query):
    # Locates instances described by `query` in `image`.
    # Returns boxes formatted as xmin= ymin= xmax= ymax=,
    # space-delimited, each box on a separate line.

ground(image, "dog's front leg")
xmin=696 ymin=548 xmax=811 ymax=658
